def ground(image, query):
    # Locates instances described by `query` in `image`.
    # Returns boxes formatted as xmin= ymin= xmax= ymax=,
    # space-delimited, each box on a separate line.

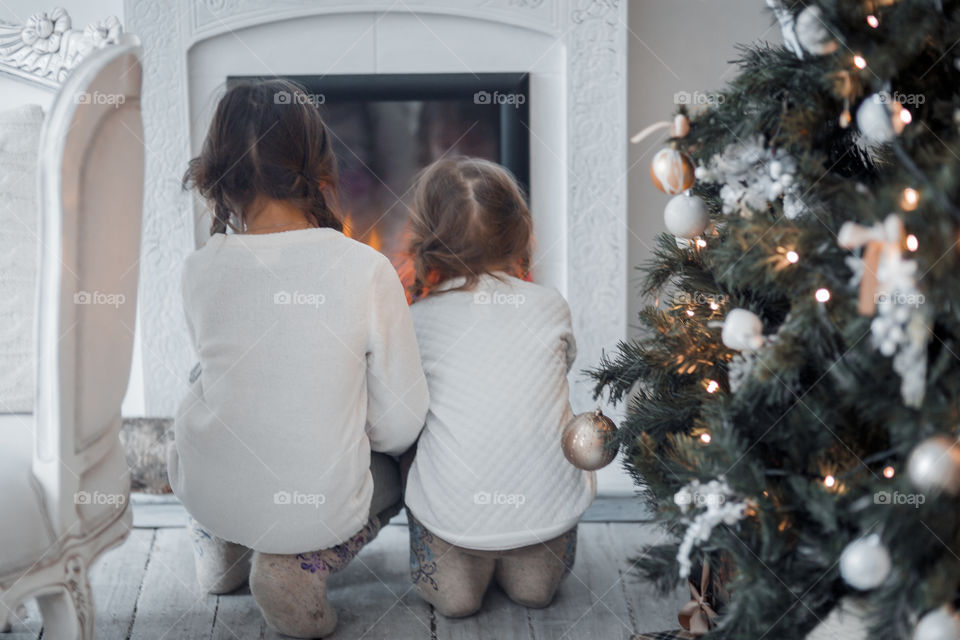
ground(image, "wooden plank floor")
xmin=4 ymin=502 xmax=686 ymax=639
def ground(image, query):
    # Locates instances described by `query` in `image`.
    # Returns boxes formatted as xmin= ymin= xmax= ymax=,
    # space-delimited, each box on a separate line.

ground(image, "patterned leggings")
xmin=407 ymin=511 xmax=577 ymax=618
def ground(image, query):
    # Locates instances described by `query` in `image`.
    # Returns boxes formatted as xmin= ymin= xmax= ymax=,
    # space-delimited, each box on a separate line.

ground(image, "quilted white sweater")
xmin=168 ymin=228 xmax=429 ymax=554
xmin=405 ymin=274 xmax=596 ymax=550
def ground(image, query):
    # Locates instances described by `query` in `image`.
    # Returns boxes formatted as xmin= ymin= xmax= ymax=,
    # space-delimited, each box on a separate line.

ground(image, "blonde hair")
xmin=407 ymin=157 xmax=532 ymax=299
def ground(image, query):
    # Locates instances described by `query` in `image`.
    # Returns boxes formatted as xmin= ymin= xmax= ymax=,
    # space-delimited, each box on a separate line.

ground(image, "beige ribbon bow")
xmin=678 ymin=560 xmax=719 ymax=636
xmin=837 ymin=214 xmax=905 ymax=316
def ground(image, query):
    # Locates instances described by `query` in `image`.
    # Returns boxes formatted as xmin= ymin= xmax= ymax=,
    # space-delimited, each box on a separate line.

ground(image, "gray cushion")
xmin=0 ymin=104 xmax=44 ymax=413
xmin=0 ymin=413 xmax=57 ymax=577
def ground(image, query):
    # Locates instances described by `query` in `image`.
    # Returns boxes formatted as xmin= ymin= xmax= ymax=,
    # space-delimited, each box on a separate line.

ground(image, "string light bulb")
xmin=853 ymin=55 xmax=867 ymax=69
xmin=906 ymin=234 xmax=919 ymax=252
xmin=705 ymin=380 xmax=719 ymax=394
xmin=815 ymin=288 xmax=831 ymax=303
xmin=700 ymin=433 xmax=712 ymax=444
xmin=866 ymin=14 xmax=879 ymax=28
xmin=901 ymin=187 xmax=919 ymax=211
xmin=686 ymin=309 xmax=695 ymax=317
xmin=696 ymin=238 xmax=707 ymax=248
xmin=786 ymin=250 xmax=799 ymax=264
xmin=824 ymin=474 xmax=837 ymax=488
xmin=899 ymin=108 xmax=912 ymax=125
xmin=709 ymin=301 xmax=720 ymax=311
xmin=883 ymin=466 xmax=895 ymax=479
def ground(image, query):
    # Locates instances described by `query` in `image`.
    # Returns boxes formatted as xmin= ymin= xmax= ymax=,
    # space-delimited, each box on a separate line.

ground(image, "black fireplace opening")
xmin=227 ymin=72 xmax=530 ymax=274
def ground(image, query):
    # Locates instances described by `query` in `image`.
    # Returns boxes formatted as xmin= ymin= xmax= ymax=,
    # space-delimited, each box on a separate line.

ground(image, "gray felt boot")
xmin=250 ymin=516 xmax=382 ymax=638
xmin=187 ymin=516 xmax=253 ymax=594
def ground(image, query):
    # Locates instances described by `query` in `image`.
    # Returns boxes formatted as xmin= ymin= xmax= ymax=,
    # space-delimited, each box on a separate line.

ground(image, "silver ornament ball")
xmin=914 ymin=606 xmax=960 ymax=640
xmin=795 ymin=6 xmax=839 ymax=55
xmin=839 ymin=534 xmax=891 ymax=591
xmin=562 ymin=409 xmax=619 ymax=471
xmin=907 ymin=435 xmax=960 ymax=495
xmin=664 ymin=193 xmax=709 ymax=239
xmin=721 ymin=309 xmax=764 ymax=352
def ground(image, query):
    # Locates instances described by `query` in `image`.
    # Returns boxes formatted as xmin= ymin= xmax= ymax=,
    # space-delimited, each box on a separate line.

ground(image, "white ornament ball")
xmin=907 ymin=435 xmax=960 ymax=495
xmin=796 ymin=6 xmax=839 ymax=55
xmin=664 ymin=194 xmax=709 ymax=239
xmin=914 ymin=606 xmax=960 ymax=640
xmin=721 ymin=309 xmax=764 ymax=352
xmin=857 ymin=93 xmax=906 ymax=145
xmin=839 ymin=534 xmax=891 ymax=590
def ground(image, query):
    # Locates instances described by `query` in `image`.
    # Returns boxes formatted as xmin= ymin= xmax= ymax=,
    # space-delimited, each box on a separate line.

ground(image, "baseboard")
xmin=130 ymin=493 xmax=654 ymax=529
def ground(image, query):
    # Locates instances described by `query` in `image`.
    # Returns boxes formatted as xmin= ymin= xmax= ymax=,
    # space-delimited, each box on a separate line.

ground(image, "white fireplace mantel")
xmin=124 ymin=0 xmax=627 ymax=417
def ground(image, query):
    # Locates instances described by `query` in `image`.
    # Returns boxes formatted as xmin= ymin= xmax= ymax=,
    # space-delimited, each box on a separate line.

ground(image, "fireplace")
xmin=126 ymin=0 xmax=627 ymax=427
xmin=228 ymin=73 xmax=530 ymax=277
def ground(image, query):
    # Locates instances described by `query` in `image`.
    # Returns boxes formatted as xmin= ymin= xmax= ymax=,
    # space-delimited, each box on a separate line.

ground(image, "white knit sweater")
xmin=168 ymin=228 xmax=429 ymax=554
xmin=404 ymin=274 xmax=596 ymax=550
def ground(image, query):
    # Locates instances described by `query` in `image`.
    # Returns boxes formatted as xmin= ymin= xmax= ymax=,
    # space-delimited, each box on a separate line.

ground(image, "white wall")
xmin=594 ymin=1 xmax=781 ymax=496
xmin=626 ymin=1 xmax=781 ymax=336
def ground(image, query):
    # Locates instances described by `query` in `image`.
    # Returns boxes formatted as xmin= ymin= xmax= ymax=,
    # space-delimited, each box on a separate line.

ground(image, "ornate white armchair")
xmin=0 ymin=32 xmax=143 ymax=639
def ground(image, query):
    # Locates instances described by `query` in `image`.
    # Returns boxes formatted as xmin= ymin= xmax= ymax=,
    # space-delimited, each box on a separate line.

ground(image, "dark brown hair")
xmin=183 ymin=79 xmax=342 ymax=235
xmin=407 ymin=157 xmax=532 ymax=299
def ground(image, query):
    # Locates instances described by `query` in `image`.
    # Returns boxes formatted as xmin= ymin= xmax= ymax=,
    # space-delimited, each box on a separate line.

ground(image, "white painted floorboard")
xmin=5 ymin=517 xmax=686 ymax=639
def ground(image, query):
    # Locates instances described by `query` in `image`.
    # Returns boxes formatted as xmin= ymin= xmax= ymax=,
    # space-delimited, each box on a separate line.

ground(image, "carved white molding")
xmin=0 ymin=8 xmax=123 ymax=88
xmin=124 ymin=0 xmax=627 ymax=414
xmin=187 ymin=0 xmax=562 ymax=39
xmin=565 ymin=0 xmax=628 ymax=408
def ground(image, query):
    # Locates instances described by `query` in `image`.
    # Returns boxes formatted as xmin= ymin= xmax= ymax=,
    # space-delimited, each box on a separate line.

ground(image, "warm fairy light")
xmin=815 ymin=288 xmax=831 ymax=303
xmin=899 ymin=108 xmax=912 ymax=125
xmin=786 ymin=250 xmax=799 ymax=264
xmin=696 ymin=238 xmax=707 ymax=248
xmin=853 ymin=55 xmax=867 ymax=69
xmin=709 ymin=301 xmax=720 ymax=311
xmin=686 ymin=309 xmax=695 ymax=317
xmin=705 ymin=380 xmax=719 ymax=393
xmin=866 ymin=14 xmax=879 ymax=28
xmin=883 ymin=466 xmax=895 ymax=479
xmin=700 ymin=433 xmax=712 ymax=443
xmin=824 ymin=474 xmax=837 ymax=488
xmin=906 ymin=234 xmax=919 ymax=251
xmin=901 ymin=187 xmax=919 ymax=211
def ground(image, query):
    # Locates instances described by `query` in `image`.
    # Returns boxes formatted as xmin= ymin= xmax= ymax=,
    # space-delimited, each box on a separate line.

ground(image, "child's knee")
xmin=430 ymin=589 xmax=486 ymax=618
xmin=495 ymin=558 xmax=563 ymax=608
xmin=498 ymin=579 xmax=559 ymax=609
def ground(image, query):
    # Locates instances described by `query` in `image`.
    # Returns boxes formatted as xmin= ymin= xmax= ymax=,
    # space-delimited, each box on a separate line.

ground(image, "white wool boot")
xmin=250 ymin=516 xmax=382 ymax=638
xmin=187 ymin=517 xmax=252 ymax=594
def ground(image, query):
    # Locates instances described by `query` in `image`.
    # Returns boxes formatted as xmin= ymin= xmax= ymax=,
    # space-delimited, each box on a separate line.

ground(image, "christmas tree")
xmin=591 ymin=1 xmax=960 ymax=638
